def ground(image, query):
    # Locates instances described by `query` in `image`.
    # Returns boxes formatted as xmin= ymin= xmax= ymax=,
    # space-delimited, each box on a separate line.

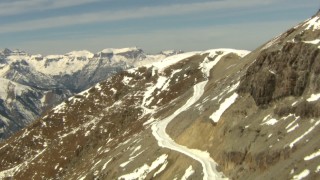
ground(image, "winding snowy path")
xmin=151 ymin=81 xmax=227 ymax=180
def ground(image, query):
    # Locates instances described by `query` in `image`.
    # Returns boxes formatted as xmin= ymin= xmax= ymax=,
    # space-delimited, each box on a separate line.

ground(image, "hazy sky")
xmin=0 ymin=0 xmax=318 ymax=55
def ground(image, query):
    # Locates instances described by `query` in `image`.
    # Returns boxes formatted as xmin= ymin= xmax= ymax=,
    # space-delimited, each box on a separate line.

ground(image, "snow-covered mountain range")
xmin=0 ymin=47 xmax=182 ymax=139
xmin=1 ymin=11 xmax=320 ymax=180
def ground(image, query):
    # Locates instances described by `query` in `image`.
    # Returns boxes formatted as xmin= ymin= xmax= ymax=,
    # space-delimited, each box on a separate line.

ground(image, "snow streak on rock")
xmin=119 ymin=154 xmax=168 ymax=180
xmin=289 ymin=120 xmax=320 ymax=148
xmin=306 ymin=93 xmax=320 ymax=102
xmin=304 ymin=16 xmax=320 ymax=31
xmin=181 ymin=165 xmax=195 ymax=180
xmin=292 ymin=169 xmax=310 ymax=179
xmin=304 ymin=149 xmax=320 ymax=161
xmin=210 ymin=93 xmax=238 ymax=123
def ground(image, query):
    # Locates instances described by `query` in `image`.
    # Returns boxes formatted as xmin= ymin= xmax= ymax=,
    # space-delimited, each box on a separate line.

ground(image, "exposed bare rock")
xmin=239 ymin=37 xmax=320 ymax=106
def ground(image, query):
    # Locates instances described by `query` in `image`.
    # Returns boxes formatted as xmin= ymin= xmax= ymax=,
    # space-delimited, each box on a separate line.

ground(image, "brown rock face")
xmin=238 ymin=42 xmax=320 ymax=106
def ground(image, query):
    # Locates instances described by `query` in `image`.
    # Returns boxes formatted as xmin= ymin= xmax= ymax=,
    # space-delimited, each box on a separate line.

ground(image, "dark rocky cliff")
xmin=238 ymin=42 xmax=320 ymax=106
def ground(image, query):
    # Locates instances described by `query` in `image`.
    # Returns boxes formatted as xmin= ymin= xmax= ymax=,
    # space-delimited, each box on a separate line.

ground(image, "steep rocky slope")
xmin=0 ymin=48 xmax=180 ymax=140
xmin=1 ymin=12 xmax=320 ymax=180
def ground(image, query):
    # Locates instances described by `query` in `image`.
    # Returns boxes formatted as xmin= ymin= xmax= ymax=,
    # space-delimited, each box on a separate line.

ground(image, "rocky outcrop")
xmin=238 ymin=41 xmax=320 ymax=106
xmin=218 ymin=147 xmax=292 ymax=179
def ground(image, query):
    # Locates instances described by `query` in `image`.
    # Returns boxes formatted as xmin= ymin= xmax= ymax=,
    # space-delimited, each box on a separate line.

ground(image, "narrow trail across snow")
xmin=151 ymin=81 xmax=227 ymax=180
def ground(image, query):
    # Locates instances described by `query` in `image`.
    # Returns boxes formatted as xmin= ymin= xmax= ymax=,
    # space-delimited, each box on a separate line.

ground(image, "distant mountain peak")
xmin=160 ymin=50 xmax=184 ymax=56
xmin=99 ymin=47 xmax=142 ymax=54
xmin=1 ymin=48 xmax=12 ymax=55
xmin=65 ymin=50 xmax=94 ymax=59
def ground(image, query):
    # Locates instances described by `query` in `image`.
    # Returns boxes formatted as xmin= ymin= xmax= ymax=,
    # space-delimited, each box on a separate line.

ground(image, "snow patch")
xmin=122 ymin=76 xmax=132 ymax=86
xmin=53 ymin=102 xmax=67 ymax=114
xmin=153 ymin=161 xmax=168 ymax=177
xmin=303 ymin=39 xmax=320 ymax=44
xmin=199 ymin=49 xmax=249 ymax=77
xmin=200 ymin=51 xmax=224 ymax=77
xmin=289 ymin=120 xmax=320 ymax=148
xmin=304 ymin=16 xmax=320 ymax=31
xmin=110 ymin=88 xmax=117 ymax=94
xmin=304 ymin=149 xmax=320 ymax=161
xmin=181 ymin=165 xmax=195 ymax=180
xmin=141 ymin=76 xmax=169 ymax=114
xmin=156 ymin=76 xmax=169 ymax=90
xmin=120 ymin=150 xmax=144 ymax=168
xmin=143 ymin=117 xmax=155 ymax=126
xmin=261 ymin=118 xmax=278 ymax=126
xmin=227 ymin=82 xmax=240 ymax=94
xmin=210 ymin=93 xmax=238 ymax=123
xmin=95 ymin=83 xmax=102 ymax=91
xmin=119 ymin=154 xmax=168 ymax=180
xmin=102 ymin=159 xmax=112 ymax=171
xmin=269 ymin=70 xmax=276 ymax=75
xmin=171 ymin=69 xmax=182 ymax=76
xmin=84 ymin=130 xmax=90 ymax=136
xmin=287 ymin=124 xmax=299 ymax=133
xmin=59 ymin=117 xmax=100 ymax=139
xmin=286 ymin=115 xmax=300 ymax=129
xmin=130 ymin=146 xmax=141 ymax=156
xmin=307 ymin=93 xmax=320 ymax=102
xmin=291 ymin=101 xmax=299 ymax=106
xmin=292 ymin=169 xmax=310 ymax=179
xmin=78 ymin=175 xmax=86 ymax=180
